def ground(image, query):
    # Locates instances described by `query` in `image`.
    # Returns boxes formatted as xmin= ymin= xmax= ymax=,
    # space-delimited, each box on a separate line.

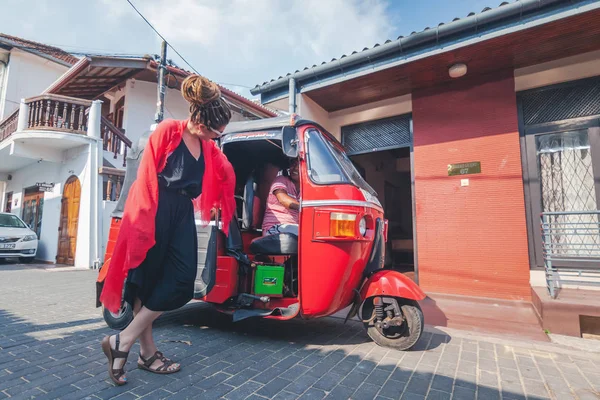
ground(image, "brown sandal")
xmin=138 ymin=351 xmax=181 ymax=374
xmin=101 ymin=333 xmax=129 ymax=386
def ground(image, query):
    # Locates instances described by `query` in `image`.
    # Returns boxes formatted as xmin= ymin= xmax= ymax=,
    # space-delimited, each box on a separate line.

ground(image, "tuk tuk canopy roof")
xmin=222 ymin=115 xmax=338 ymax=145
xmin=223 ymin=115 xmax=321 ymax=136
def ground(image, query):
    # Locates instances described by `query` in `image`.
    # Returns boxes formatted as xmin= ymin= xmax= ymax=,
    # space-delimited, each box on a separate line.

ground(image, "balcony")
xmin=0 ymin=94 xmax=131 ymax=173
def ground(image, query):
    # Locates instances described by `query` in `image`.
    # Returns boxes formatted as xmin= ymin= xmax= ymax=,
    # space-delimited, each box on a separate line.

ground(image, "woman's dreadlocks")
xmin=181 ymin=74 xmax=232 ymax=130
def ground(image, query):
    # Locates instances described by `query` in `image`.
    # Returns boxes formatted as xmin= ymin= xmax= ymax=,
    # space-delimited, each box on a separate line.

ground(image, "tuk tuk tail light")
xmin=359 ymin=217 xmax=367 ymax=237
xmin=330 ymin=212 xmax=357 ymax=237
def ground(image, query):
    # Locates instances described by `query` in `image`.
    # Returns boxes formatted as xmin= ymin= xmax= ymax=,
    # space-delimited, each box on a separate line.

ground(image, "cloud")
xmin=106 ymin=0 xmax=395 ymax=88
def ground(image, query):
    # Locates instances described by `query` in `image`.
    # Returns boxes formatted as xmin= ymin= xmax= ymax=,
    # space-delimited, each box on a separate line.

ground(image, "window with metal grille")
xmin=341 ymin=115 xmax=412 ymax=156
xmin=537 ymin=131 xmax=599 ymax=258
xmin=520 ymin=77 xmax=600 ymax=126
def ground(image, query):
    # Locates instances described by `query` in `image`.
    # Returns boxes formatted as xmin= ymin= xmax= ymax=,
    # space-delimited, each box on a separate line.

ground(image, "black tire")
xmin=362 ymin=298 xmax=424 ymax=351
xmin=102 ymin=301 xmax=133 ymax=330
xmin=19 ymin=257 xmax=35 ymax=264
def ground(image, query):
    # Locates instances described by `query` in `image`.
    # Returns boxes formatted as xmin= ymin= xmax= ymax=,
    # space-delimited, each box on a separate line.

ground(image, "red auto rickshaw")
xmin=97 ymin=115 xmax=426 ymax=350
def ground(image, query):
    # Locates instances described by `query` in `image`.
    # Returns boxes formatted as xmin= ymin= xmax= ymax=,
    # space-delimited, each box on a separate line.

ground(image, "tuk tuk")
xmin=97 ymin=115 xmax=426 ymax=350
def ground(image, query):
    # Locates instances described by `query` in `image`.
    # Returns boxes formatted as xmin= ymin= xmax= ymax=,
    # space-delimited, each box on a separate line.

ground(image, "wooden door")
xmin=57 ymin=176 xmax=81 ymax=265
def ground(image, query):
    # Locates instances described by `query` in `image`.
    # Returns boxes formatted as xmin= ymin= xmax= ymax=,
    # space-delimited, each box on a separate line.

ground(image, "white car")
xmin=0 ymin=212 xmax=38 ymax=263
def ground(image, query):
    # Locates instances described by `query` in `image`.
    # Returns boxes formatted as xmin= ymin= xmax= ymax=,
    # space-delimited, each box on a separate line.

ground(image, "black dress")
xmin=124 ymin=139 xmax=205 ymax=312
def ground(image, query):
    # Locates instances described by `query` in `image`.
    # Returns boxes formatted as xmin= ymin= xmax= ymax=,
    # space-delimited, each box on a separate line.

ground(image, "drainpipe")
xmin=288 ymin=78 xmax=297 ymax=114
xmin=0 ymin=60 xmax=6 ymax=117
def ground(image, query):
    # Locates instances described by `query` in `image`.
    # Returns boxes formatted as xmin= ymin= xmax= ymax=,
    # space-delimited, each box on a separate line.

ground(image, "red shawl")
xmin=100 ymin=119 xmax=236 ymax=313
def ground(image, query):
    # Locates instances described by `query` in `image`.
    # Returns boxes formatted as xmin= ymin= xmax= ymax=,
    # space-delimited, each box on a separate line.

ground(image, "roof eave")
xmin=44 ymin=56 xmax=92 ymax=94
xmin=251 ymin=0 xmax=599 ymax=96
xmin=10 ymin=46 xmax=75 ymax=68
xmin=147 ymin=60 xmax=277 ymax=118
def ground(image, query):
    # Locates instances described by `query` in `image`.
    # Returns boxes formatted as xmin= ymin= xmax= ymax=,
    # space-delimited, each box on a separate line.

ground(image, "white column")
xmin=0 ymin=181 xmax=6 ymax=212
xmin=78 ymin=100 xmax=103 ymax=268
xmin=16 ymin=99 xmax=29 ymax=131
xmin=87 ymin=100 xmax=102 ymax=139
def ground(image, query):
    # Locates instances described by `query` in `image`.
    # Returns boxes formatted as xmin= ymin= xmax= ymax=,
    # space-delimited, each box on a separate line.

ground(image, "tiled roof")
xmin=252 ymin=0 xmax=586 ymax=92
xmin=159 ymin=61 xmax=279 ymax=117
xmin=0 ymin=33 xmax=80 ymax=65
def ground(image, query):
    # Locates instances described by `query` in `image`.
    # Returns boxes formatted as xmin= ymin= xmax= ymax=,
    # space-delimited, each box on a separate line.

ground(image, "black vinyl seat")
xmin=250 ymin=233 xmax=298 ymax=255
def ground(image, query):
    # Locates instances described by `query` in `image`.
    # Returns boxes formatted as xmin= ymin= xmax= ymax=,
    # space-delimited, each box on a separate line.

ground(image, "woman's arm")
xmin=274 ymin=189 xmax=300 ymax=210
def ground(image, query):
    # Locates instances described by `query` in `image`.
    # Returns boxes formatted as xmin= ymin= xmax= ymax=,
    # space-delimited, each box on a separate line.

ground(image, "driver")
xmin=262 ymin=159 xmax=300 ymax=236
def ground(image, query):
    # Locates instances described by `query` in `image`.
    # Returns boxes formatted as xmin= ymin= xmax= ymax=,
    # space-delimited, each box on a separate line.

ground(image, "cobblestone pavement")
xmin=1 ymin=264 xmax=599 ymax=400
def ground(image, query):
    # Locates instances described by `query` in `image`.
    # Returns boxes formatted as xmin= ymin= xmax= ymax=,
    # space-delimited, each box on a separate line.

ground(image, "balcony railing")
xmin=99 ymin=167 xmax=126 ymax=201
xmin=0 ymin=94 xmax=132 ymax=165
xmin=541 ymin=211 xmax=600 ymax=298
xmin=0 ymin=109 xmax=18 ymax=142
xmin=101 ymin=116 xmax=131 ymax=167
xmin=26 ymin=94 xmax=91 ymax=134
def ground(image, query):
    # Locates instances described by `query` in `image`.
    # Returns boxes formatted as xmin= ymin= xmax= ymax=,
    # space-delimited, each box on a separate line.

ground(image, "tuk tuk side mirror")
xmin=281 ymin=126 xmax=299 ymax=158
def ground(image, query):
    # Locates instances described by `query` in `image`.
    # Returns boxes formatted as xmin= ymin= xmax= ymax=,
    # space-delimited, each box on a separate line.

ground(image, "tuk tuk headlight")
xmin=359 ymin=217 xmax=367 ymax=237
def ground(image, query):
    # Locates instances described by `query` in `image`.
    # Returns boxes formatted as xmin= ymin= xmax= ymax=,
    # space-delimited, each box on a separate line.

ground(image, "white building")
xmin=0 ymin=34 xmax=276 ymax=268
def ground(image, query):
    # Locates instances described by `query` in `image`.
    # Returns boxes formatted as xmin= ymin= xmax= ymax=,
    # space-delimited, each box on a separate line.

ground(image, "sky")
xmin=2 ymin=0 xmax=497 ymax=98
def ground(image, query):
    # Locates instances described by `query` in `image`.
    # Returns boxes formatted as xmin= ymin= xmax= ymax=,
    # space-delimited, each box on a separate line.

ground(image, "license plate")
xmin=0 ymin=244 xmax=16 ymax=249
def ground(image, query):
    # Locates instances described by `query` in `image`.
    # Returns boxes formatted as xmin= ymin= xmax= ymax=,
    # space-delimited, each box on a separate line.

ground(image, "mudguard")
xmin=360 ymin=269 xmax=426 ymax=301
xmin=344 ymin=269 xmax=426 ymax=322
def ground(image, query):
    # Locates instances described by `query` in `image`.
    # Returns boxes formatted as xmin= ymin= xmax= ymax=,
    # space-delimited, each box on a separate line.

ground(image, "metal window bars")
xmin=541 ymin=211 xmax=600 ymax=298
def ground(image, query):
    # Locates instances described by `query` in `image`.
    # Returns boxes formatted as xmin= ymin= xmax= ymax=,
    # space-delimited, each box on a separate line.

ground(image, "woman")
xmin=99 ymin=74 xmax=236 ymax=386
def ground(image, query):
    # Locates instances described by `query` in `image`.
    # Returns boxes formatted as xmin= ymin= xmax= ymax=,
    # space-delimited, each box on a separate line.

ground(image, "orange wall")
xmin=412 ymin=73 xmax=531 ymax=301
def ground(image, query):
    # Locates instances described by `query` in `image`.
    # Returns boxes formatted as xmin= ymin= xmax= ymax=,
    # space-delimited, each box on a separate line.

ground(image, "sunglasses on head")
xmin=201 ymin=124 xmax=223 ymax=137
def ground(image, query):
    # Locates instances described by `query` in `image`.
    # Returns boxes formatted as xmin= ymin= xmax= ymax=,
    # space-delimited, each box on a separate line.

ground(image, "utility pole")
xmin=154 ymin=40 xmax=167 ymax=123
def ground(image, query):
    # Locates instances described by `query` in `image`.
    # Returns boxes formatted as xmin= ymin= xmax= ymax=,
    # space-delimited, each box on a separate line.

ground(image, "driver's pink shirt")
xmin=262 ymin=175 xmax=299 ymax=235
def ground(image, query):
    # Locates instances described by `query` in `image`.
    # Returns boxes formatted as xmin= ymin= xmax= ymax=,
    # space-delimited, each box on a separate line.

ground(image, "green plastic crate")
xmin=254 ymin=265 xmax=285 ymax=296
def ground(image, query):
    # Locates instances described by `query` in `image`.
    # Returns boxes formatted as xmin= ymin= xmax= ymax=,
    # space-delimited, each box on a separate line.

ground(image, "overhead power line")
xmin=125 ymin=0 xmax=200 ymax=76
xmin=123 ymin=0 xmax=255 ymax=91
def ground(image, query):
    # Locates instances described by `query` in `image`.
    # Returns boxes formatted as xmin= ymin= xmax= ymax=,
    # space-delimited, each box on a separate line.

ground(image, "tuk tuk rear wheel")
xmin=102 ymin=301 xmax=133 ymax=330
xmin=362 ymin=298 xmax=424 ymax=351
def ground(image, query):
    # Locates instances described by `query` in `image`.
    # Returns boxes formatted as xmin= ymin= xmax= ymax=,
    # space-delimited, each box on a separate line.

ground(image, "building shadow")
xmin=0 ymin=304 xmax=581 ymax=400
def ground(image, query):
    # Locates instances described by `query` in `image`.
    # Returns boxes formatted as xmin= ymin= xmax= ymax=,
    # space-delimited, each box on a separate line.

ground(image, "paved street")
xmin=0 ymin=264 xmax=599 ymax=400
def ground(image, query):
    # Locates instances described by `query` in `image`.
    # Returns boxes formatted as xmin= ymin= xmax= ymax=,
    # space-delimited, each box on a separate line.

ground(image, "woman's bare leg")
xmin=133 ymin=298 xmax=157 ymax=358
xmin=133 ymin=299 xmax=180 ymax=371
xmin=107 ymin=306 xmax=161 ymax=383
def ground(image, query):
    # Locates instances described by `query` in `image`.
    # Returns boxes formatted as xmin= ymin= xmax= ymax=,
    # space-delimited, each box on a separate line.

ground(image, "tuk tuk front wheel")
xmin=362 ymin=297 xmax=424 ymax=351
xmin=102 ymin=301 xmax=133 ymax=330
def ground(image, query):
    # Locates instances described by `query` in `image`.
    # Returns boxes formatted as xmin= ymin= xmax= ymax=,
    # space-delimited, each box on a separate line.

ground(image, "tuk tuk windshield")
xmin=307 ymin=129 xmax=377 ymax=197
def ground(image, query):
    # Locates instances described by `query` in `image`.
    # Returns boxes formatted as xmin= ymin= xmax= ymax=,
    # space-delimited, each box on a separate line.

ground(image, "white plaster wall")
xmin=265 ymin=97 xmax=289 ymax=113
xmin=122 ymin=79 xmax=257 ymax=148
xmin=0 ymin=180 xmax=6 ymax=212
xmin=295 ymin=93 xmax=413 ymax=141
xmin=0 ymin=50 xmax=68 ymax=120
xmin=0 ymin=50 xmax=9 ymax=121
xmin=4 ymin=145 xmax=91 ymax=267
xmin=328 ymin=94 xmax=412 ymax=140
xmin=123 ymin=79 xmax=190 ymax=147
xmin=515 ymin=49 xmax=600 ymax=92
xmin=298 ymin=95 xmax=335 ymax=134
